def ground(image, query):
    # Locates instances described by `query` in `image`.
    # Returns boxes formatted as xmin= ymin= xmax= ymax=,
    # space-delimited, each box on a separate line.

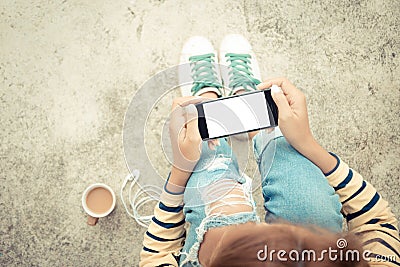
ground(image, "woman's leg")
xmin=180 ymin=136 xmax=259 ymax=264
xmin=253 ymin=129 xmax=344 ymax=232
xmin=180 ymin=91 xmax=258 ymax=264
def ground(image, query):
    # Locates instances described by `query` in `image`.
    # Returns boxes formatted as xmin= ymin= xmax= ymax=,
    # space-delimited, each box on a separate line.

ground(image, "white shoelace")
xmin=120 ymin=170 xmax=162 ymax=228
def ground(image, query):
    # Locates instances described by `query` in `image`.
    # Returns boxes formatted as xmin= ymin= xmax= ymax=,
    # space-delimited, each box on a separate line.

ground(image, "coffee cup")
xmin=82 ymin=183 xmax=116 ymax=226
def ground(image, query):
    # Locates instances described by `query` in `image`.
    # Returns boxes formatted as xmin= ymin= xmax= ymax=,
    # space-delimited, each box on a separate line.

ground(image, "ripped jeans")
xmin=179 ymin=130 xmax=343 ymax=266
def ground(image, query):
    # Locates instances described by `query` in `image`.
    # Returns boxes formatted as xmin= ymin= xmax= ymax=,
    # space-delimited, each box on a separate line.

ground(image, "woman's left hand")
xmin=169 ymin=96 xmax=204 ymax=173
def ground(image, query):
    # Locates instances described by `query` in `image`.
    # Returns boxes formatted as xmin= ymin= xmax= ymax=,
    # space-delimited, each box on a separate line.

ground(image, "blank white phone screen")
xmin=203 ymin=92 xmax=271 ymax=139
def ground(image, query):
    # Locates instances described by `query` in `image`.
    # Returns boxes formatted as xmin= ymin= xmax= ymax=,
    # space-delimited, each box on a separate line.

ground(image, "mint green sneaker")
xmin=219 ymin=34 xmax=262 ymax=96
xmin=179 ymin=36 xmax=223 ymax=97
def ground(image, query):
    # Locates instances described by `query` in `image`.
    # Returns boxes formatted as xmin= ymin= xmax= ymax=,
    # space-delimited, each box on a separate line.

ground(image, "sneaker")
xmin=219 ymin=34 xmax=262 ymax=96
xmin=179 ymin=36 xmax=223 ymax=97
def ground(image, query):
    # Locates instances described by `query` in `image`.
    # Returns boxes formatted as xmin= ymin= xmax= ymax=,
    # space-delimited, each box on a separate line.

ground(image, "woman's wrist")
xmin=294 ymin=134 xmax=317 ymax=154
xmin=298 ymin=138 xmax=338 ymax=174
xmin=164 ymin=166 xmax=192 ymax=194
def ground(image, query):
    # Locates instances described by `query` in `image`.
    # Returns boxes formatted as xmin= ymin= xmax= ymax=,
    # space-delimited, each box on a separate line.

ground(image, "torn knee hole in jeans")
xmin=180 ymin=179 xmax=259 ymax=266
xmin=202 ymin=179 xmax=253 ymax=216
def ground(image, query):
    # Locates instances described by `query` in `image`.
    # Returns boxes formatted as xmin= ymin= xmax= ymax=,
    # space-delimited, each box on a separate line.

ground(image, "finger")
xmin=208 ymin=141 xmax=215 ymax=150
xmin=169 ymin=106 xmax=186 ymax=135
xmin=184 ymin=104 xmax=201 ymax=143
xmin=256 ymin=81 xmax=272 ymax=90
xmin=178 ymin=97 xmax=204 ymax=107
xmin=178 ymin=126 xmax=187 ymax=143
xmin=207 ymin=139 xmax=220 ymax=150
xmin=212 ymin=139 xmax=220 ymax=146
xmin=257 ymin=77 xmax=288 ymax=89
xmin=271 ymin=87 xmax=292 ymax=120
xmin=172 ymin=96 xmax=204 ymax=110
xmin=257 ymin=77 xmax=297 ymax=95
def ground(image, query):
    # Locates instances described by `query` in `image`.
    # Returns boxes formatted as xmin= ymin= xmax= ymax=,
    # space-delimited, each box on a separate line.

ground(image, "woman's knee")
xmin=264 ymin=190 xmax=343 ymax=232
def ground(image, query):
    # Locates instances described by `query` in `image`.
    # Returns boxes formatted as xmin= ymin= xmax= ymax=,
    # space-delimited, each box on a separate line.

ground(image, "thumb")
xmin=271 ymin=85 xmax=292 ymax=119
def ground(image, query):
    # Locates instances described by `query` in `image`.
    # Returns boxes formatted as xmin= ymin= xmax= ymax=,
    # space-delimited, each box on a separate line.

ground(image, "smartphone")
xmin=195 ymin=89 xmax=278 ymax=140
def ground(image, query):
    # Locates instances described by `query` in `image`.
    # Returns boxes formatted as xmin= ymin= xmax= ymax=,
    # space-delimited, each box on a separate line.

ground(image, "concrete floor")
xmin=1 ymin=0 xmax=399 ymax=266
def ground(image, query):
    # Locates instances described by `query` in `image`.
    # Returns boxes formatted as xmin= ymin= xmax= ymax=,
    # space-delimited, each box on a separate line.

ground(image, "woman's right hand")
xmin=257 ymin=77 xmax=315 ymax=154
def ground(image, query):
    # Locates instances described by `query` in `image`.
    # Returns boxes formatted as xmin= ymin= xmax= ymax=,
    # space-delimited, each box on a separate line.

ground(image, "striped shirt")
xmin=139 ymin=156 xmax=400 ymax=266
xmin=140 ymin=188 xmax=185 ymax=266
xmin=326 ymin=154 xmax=399 ymax=266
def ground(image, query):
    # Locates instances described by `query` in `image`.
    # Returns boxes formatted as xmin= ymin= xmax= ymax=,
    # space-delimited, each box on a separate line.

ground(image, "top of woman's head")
xmin=204 ymin=222 xmax=368 ymax=267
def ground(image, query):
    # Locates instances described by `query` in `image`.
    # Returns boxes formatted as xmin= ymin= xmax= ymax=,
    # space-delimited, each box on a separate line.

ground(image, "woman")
xmin=139 ymin=35 xmax=399 ymax=266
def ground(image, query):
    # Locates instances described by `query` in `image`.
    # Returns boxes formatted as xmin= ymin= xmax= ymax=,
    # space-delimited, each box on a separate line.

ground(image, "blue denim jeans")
xmin=179 ymin=130 xmax=343 ymax=266
xmin=179 ymin=138 xmax=259 ymax=266
xmin=253 ymin=131 xmax=343 ymax=231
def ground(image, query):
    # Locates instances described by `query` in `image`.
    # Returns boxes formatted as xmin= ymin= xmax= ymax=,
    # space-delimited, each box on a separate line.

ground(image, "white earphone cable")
xmin=120 ymin=170 xmax=162 ymax=228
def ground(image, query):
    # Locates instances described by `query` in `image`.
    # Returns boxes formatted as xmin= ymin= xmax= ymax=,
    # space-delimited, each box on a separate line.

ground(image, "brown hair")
xmin=204 ymin=222 xmax=368 ymax=267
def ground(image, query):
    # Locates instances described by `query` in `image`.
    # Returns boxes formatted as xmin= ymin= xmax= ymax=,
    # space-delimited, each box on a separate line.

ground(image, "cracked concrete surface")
xmin=0 ymin=0 xmax=399 ymax=266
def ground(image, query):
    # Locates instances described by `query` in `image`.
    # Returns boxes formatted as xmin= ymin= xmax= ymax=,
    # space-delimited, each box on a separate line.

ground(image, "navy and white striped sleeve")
xmin=325 ymin=153 xmax=400 ymax=266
